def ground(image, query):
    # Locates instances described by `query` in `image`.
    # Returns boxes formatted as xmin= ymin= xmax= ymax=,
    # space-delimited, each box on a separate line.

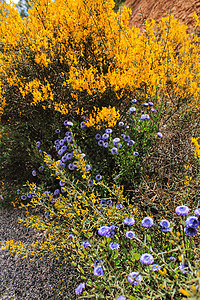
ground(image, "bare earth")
xmin=0 ymin=208 xmax=77 ymax=300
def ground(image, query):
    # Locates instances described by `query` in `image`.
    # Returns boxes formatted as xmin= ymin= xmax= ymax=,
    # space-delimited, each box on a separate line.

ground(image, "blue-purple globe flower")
xmin=157 ymin=132 xmax=163 ymax=138
xmin=194 ymin=208 xmax=200 ymax=216
xmin=21 ymin=195 xmax=27 ymax=200
xmin=36 ymin=141 xmax=41 ymax=147
xmin=116 ymin=204 xmax=123 ymax=209
xmin=179 ymin=263 xmax=188 ymax=274
xmin=105 ymin=128 xmax=112 ymax=134
xmin=83 ymin=240 xmax=91 ymax=247
xmin=95 ymin=174 xmax=102 ymax=181
xmin=93 ymin=266 xmax=104 ymax=276
xmin=75 ymin=282 xmax=85 ymax=295
xmin=159 ymin=219 xmax=170 ymax=228
xmin=118 ymin=121 xmax=124 ymax=126
xmin=32 ymin=170 xmax=36 ymax=176
xmin=113 ymin=137 xmax=120 ymax=145
xmin=115 ymin=296 xmax=126 ymax=300
xmin=169 ymin=256 xmax=175 ymax=261
xmin=111 ymin=147 xmax=118 ymax=155
xmin=142 ymin=217 xmax=154 ymax=228
xmin=123 ymin=217 xmax=135 ymax=225
xmin=186 ymin=216 xmax=199 ymax=228
xmin=128 ymin=272 xmax=142 ymax=285
xmin=126 ymin=231 xmax=136 ymax=239
xmin=109 ymin=242 xmax=120 ymax=250
xmin=150 ymin=264 xmax=161 ymax=271
xmin=129 ymin=107 xmax=136 ymax=113
xmin=185 ymin=226 xmax=197 ymax=237
xmin=175 ymin=205 xmax=189 ymax=215
xmin=98 ymin=225 xmax=110 ymax=236
xmin=95 ymin=133 xmax=101 ymax=140
xmin=131 ymin=99 xmax=137 ymax=103
xmin=133 ymin=151 xmax=139 ymax=156
xmin=140 ymin=253 xmax=154 ymax=265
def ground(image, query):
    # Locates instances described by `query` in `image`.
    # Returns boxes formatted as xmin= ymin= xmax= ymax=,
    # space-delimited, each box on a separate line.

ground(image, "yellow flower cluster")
xmin=86 ymin=106 xmax=120 ymax=128
xmin=191 ymin=137 xmax=200 ymax=160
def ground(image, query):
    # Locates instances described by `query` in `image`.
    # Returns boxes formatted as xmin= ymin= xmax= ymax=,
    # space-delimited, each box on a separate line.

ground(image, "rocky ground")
xmin=0 ymin=207 xmax=77 ymax=300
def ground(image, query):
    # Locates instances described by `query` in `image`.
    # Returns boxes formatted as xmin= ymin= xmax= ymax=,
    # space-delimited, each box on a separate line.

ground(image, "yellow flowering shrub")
xmin=85 ymin=106 xmax=120 ymax=129
xmin=0 ymin=0 xmax=200 ymax=123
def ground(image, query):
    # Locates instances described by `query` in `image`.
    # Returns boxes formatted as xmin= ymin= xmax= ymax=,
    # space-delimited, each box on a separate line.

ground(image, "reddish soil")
xmin=125 ymin=0 xmax=200 ymax=33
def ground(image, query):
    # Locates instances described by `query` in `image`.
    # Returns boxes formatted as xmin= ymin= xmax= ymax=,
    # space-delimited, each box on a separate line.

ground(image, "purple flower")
xmin=95 ymin=174 xmax=102 ymax=181
xmin=111 ymin=147 xmax=118 ymax=154
xmin=83 ymin=240 xmax=91 ymax=247
xmin=123 ymin=217 xmax=135 ymax=225
xmin=118 ymin=122 xmax=124 ymax=126
xmin=179 ymin=263 xmax=188 ymax=274
xmin=36 ymin=141 xmax=41 ymax=147
xmin=110 ymin=225 xmax=118 ymax=231
xmin=109 ymin=242 xmax=120 ymax=250
xmin=68 ymin=234 xmax=75 ymax=239
xmin=142 ymin=102 xmax=149 ymax=107
xmin=127 ymin=140 xmax=135 ymax=146
xmin=106 ymin=232 xmax=115 ymax=238
xmin=157 ymin=132 xmax=163 ymax=138
xmin=140 ymin=253 xmax=154 ymax=265
xmin=123 ymin=135 xmax=130 ymax=142
xmin=131 ymin=99 xmax=137 ymax=103
xmin=95 ymin=133 xmax=101 ymax=140
xmin=66 ymin=136 xmax=72 ymax=143
xmin=98 ymin=140 xmax=104 ymax=146
xmin=21 ymin=194 xmax=27 ymax=200
xmin=150 ymin=264 xmax=161 ymax=271
xmin=113 ymin=137 xmax=120 ymax=145
xmin=175 ymin=205 xmax=189 ymax=216
xmin=85 ymin=164 xmax=91 ymax=172
xmin=185 ymin=226 xmax=197 ymax=236
xmin=102 ymin=133 xmax=109 ymax=140
xmin=140 ymin=114 xmax=150 ymax=120
xmin=98 ymin=225 xmax=110 ymax=236
xmin=161 ymin=227 xmax=172 ymax=233
xmin=141 ymin=217 xmax=154 ymax=228
xmin=103 ymin=141 xmax=109 ymax=148
xmin=148 ymin=102 xmax=154 ymax=106
xmin=65 ymin=131 xmax=72 ymax=137
xmin=65 ymin=121 xmax=73 ymax=126
xmin=27 ymin=193 xmax=32 ymax=198
xmin=87 ymin=179 xmax=93 ymax=186
xmin=194 ymin=208 xmax=200 ymax=216
xmin=151 ymin=108 xmax=157 ymax=113
xmin=94 ymin=260 xmax=104 ymax=268
xmin=105 ymin=128 xmax=112 ymax=134
xmin=169 ymin=256 xmax=175 ymax=261
xmin=75 ymin=282 xmax=85 ymax=295
xmin=55 ymin=128 xmax=60 ymax=133
xmin=126 ymin=231 xmax=136 ymax=239
xmin=44 ymin=211 xmax=50 ymax=217
xmin=116 ymin=204 xmax=123 ymax=209
xmin=186 ymin=216 xmax=199 ymax=228
xmin=60 ymin=139 xmax=65 ymax=146
xmin=133 ymin=151 xmax=139 ymax=156
xmin=115 ymin=297 xmax=126 ymax=300
xmin=80 ymin=122 xmax=86 ymax=129
xmin=93 ymin=266 xmax=104 ymax=276
xmin=32 ymin=170 xmax=37 ymax=176
xmin=129 ymin=107 xmax=136 ymax=113
xmin=159 ymin=219 xmax=170 ymax=228
xmin=128 ymin=272 xmax=142 ymax=285
xmin=39 ymin=166 xmax=44 ymax=172
xmin=68 ymin=163 xmax=75 ymax=170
